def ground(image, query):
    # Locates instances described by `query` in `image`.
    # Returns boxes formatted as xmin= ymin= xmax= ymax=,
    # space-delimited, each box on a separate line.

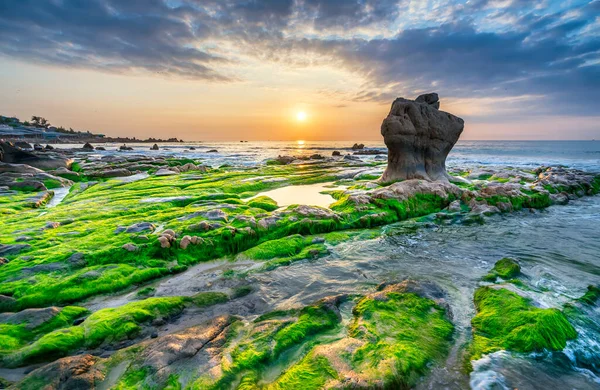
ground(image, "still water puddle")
xmin=246 ymin=182 xmax=343 ymax=208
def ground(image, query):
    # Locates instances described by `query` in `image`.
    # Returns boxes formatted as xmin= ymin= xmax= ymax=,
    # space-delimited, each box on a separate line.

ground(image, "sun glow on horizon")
xmin=296 ymin=111 xmax=307 ymax=121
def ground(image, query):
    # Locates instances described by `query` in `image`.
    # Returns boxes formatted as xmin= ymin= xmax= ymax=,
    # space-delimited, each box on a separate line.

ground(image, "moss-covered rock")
xmin=482 ymin=258 xmax=521 ymax=282
xmin=469 ymin=287 xmax=577 ymax=363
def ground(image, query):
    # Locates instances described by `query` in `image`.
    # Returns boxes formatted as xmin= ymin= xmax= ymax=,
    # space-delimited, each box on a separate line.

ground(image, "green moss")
xmin=113 ymin=366 xmax=150 ymax=390
xmin=272 ymin=303 xmax=339 ymax=356
xmin=42 ymin=179 xmax=63 ymax=190
xmin=348 ymin=291 xmax=454 ymax=387
xmin=2 ymin=297 xmax=186 ymax=367
xmin=190 ymin=292 xmax=229 ymax=308
xmin=268 ymin=353 xmax=337 ymax=389
xmin=482 ymin=258 xmax=521 ymax=282
xmin=576 ymin=285 xmax=600 ymax=306
xmin=469 ymin=287 xmax=577 ymax=362
xmin=243 ymin=235 xmax=308 ymax=260
xmin=0 ymin=306 xmax=88 ymax=353
xmin=247 ymin=196 xmax=279 ymax=212
xmin=232 ymin=285 xmax=253 ymax=298
xmin=136 ymin=287 xmax=156 ymax=298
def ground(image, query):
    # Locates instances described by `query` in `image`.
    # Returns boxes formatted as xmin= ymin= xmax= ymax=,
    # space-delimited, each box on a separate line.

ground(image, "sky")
xmin=0 ymin=0 xmax=599 ymax=141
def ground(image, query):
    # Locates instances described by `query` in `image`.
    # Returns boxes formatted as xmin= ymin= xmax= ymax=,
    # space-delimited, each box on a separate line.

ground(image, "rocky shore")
xmin=0 ymin=96 xmax=599 ymax=389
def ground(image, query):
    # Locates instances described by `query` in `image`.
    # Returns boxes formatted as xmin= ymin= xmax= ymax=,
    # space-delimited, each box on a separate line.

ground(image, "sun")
xmin=296 ymin=111 xmax=307 ymax=121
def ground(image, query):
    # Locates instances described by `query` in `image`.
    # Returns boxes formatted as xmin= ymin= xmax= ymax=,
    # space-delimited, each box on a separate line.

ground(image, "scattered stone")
xmin=274 ymin=155 xmax=295 ymax=165
xmin=122 ymin=243 xmax=139 ymax=252
xmin=0 ymin=244 xmax=31 ymax=256
xmin=204 ymin=209 xmax=228 ymax=222
xmin=351 ymin=143 xmax=365 ymax=150
xmin=119 ymin=144 xmax=133 ymax=151
xmin=154 ymin=168 xmax=178 ymax=176
xmin=67 ymin=252 xmax=87 ymax=268
xmin=14 ymin=141 xmax=33 ymax=149
xmin=310 ymin=154 xmax=324 ymax=159
xmin=125 ymin=222 xmax=155 ymax=233
xmin=179 ymin=235 xmax=192 ymax=249
xmin=447 ymin=200 xmax=462 ymax=213
xmin=43 ymin=221 xmax=61 ymax=230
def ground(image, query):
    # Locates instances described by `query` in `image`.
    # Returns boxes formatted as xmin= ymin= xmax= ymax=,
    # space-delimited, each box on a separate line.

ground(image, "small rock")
xmin=154 ymin=168 xmax=178 ymax=176
xmin=150 ymin=144 xmax=159 ymax=151
xmin=125 ymin=222 xmax=155 ymax=233
xmin=0 ymin=257 xmax=8 ymax=266
xmin=122 ymin=243 xmax=139 ymax=252
xmin=43 ymin=221 xmax=61 ymax=230
xmin=351 ymin=143 xmax=365 ymax=150
xmin=312 ymin=237 xmax=325 ymax=244
xmin=158 ymin=236 xmax=171 ymax=248
xmin=82 ymin=142 xmax=94 ymax=150
xmin=332 ymin=151 xmax=341 ymax=156
xmin=95 ymin=146 xmax=106 ymax=151
xmin=447 ymin=200 xmax=461 ymax=213
xmin=67 ymin=252 xmax=87 ymax=268
xmin=151 ymin=332 xmax=159 ymax=339
xmin=0 ymin=244 xmax=31 ymax=256
xmin=162 ymin=229 xmax=177 ymax=237
xmin=45 ymin=144 xmax=55 ymax=150
xmin=179 ymin=235 xmax=192 ymax=250
xmin=207 ymin=149 xmax=218 ymax=153
xmin=33 ymin=143 xmax=44 ymax=151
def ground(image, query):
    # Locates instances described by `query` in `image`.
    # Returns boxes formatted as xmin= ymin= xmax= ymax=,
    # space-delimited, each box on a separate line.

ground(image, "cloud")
xmin=0 ymin=0 xmax=598 ymax=117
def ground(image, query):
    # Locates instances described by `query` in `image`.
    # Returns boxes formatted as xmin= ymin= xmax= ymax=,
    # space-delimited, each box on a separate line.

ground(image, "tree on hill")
xmin=31 ymin=116 xmax=50 ymax=128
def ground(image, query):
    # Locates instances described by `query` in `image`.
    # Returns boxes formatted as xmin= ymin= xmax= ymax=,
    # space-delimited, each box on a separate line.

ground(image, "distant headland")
xmin=0 ymin=115 xmax=183 ymax=143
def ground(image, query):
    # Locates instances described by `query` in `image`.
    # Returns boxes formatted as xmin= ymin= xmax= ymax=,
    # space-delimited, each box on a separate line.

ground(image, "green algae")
xmin=575 ymin=285 xmax=600 ymax=306
xmin=247 ymin=196 xmax=278 ymax=212
xmin=482 ymin=258 xmax=521 ymax=282
xmin=348 ymin=290 xmax=454 ymax=387
xmin=191 ymin=291 xmax=229 ymax=308
xmin=469 ymin=287 xmax=577 ymax=363
xmin=0 ymin=306 xmax=88 ymax=353
xmin=265 ymin=353 xmax=337 ymax=389
xmin=2 ymin=297 xmax=187 ymax=367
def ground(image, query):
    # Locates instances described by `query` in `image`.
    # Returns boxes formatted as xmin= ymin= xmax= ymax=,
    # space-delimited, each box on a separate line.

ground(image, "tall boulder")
xmin=380 ymin=93 xmax=463 ymax=182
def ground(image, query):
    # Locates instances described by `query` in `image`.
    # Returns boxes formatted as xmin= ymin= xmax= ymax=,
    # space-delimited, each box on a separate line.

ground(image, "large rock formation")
xmin=380 ymin=93 xmax=464 ymax=182
xmin=0 ymin=141 xmax=72 ymax=170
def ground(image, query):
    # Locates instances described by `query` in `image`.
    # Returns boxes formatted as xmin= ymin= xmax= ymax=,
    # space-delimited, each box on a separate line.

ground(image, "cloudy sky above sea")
xmin=0 ymin=0 xmax=599 ymax=141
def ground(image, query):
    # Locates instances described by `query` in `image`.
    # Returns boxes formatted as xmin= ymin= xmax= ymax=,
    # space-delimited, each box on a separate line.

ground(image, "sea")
xmin=56 ymin=140 xmax=600 ymax=389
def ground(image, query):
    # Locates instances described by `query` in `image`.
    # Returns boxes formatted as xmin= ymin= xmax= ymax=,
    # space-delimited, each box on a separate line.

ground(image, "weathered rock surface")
xmin=380 ymin=93 xmax=464 ymax=182
xmin=14 ymin=354 xmax=104 ymax=390
xmin=0 ymin=141 xmax=73 ymax=170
